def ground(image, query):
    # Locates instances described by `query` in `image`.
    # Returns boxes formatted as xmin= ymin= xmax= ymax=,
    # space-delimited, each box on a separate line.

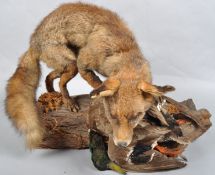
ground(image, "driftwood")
xmin=37 ymin=92 xmax=211 ymax=172
xmin=38 ymin=92 xmax=90 ymax=149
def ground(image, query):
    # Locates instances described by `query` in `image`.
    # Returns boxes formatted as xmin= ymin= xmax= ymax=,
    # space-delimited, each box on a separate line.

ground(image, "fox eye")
xmin=134 ymin=112 xmax=144 ymax=118
xmin=129 ymin=112 xmax=144 ymax=124
xmin=129 ymin=117 xmax=137 ymax=123
xmin=111 ymin=115 xmax=118 ymax=120
xmin=136 ymin=112 xmax=144 ymax=116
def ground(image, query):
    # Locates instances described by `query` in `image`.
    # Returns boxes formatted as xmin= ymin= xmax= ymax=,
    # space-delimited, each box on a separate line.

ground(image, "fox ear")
xmin=137 ymin=81 xmax=175 ymax=96
xmin=90 ymin=78 xmax=120 ymax=98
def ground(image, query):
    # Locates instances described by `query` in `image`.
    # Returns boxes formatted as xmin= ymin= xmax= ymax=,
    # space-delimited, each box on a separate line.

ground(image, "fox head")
xmin=90 ymin=77 xmax=175 ymax=147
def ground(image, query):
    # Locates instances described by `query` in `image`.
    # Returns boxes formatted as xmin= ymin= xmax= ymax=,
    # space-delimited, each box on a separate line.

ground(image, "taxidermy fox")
xmin=6 ymin=3 xmax=175 ymax=148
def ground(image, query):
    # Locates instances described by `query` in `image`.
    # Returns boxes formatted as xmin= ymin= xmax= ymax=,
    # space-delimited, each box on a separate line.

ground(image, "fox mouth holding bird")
xmin=90 ymin=68 xmax=175 ymax=147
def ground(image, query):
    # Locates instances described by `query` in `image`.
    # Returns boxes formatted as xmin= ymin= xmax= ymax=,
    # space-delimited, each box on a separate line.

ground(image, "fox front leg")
xmin=77 ymin=48 xmax=103 ymax=89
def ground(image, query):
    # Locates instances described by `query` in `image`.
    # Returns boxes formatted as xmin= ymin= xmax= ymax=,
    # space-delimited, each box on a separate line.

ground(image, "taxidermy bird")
xmin=89 ymin=130 xmax=126 ymax=174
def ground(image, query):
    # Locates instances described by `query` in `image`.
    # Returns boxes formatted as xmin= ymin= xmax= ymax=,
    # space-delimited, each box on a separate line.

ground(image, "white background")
xmin=0 ymin=0 xmax=214 ymax=174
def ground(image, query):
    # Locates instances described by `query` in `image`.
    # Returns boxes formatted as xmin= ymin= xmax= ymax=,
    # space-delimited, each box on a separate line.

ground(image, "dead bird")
xmin=89 ymin=130 xmax=126 ymax=174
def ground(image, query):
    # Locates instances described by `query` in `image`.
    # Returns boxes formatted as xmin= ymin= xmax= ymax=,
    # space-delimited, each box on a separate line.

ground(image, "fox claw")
xmin=90 ymin=90 xmax=99 ymax=98
xmin=63 ymin=98 xmax=79 ymax=112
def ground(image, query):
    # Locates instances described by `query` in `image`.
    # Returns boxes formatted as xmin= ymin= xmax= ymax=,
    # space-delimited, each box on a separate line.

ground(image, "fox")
xmin=6 ymin=2 xmax=175 ymax=149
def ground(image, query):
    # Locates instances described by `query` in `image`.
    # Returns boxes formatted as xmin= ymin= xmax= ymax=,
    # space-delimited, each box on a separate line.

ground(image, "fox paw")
xmin=63 ymin=98 xmax=79 ymax=112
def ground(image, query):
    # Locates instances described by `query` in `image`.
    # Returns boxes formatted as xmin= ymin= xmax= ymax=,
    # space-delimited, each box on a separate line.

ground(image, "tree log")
xmin=38 ymin=93 xmax=90 ymax=149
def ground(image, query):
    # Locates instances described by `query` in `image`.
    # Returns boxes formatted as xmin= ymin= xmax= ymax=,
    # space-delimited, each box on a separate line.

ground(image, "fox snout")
xmin=112 ymin=125 xmax=133 ymax=147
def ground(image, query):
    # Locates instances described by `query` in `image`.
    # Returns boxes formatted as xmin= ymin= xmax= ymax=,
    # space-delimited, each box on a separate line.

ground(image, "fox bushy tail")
xmin=5 ymin=47 xmax=44 ymax=149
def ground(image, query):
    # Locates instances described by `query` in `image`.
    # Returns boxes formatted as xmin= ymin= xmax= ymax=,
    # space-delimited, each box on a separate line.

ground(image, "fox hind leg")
xmin=45 ymin=70 xmax=61 ymax=92
xmin=41 ymin=44 xmax=79 ymax=111
xmin=59 ymin=62 xmax=79 ymax=112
